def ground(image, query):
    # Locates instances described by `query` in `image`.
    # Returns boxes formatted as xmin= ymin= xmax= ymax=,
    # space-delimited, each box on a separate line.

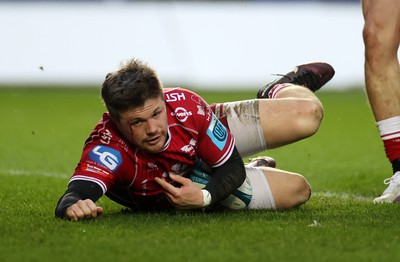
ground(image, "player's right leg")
xmin=212 ymin=62 xmax=334 ymax=155
xmin=212 ymin=89 xmax=325 ymax=156
xmin=257 ymin=62 xmax=335 ymax=99
xmin=256 ymin=62 xmax=334 ymax=149
xmin=257 ymin=89 xmax=324 ymax=149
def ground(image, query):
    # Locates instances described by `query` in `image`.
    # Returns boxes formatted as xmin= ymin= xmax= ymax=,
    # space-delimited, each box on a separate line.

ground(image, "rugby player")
xmin=55 ymin=59 xmax=334 ymax=221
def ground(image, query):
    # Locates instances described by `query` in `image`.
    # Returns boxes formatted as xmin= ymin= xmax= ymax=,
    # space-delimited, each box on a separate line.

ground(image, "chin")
xmin=143 ymin=144 xmax=164 ymax=153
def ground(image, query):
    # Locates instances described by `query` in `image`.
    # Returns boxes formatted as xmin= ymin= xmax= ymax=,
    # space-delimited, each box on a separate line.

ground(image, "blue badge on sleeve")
xmin=206 ymin=116 xmax=228 ymax=150
xmin=89 ymin=145 xmax=122 ymax=171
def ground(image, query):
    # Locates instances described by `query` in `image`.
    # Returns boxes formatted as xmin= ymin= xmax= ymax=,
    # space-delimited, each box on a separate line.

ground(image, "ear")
xmin=108 ymin=112 xmax=121 ymax=125
xmin=105 ymin=73 xmax=113 ymax=79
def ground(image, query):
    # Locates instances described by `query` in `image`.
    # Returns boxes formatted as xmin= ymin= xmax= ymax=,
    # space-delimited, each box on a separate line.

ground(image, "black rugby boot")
xmin=257 ymin=62 xmax=335 ymax=98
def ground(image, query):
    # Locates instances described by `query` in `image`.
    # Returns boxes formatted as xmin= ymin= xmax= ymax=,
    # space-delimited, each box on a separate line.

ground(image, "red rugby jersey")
xmin=69 ymin=88 xmax=235 ymax=210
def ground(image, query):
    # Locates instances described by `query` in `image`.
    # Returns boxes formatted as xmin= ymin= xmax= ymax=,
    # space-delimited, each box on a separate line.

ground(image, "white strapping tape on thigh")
xmin=220 ymin=99 xmax=267 ymax=157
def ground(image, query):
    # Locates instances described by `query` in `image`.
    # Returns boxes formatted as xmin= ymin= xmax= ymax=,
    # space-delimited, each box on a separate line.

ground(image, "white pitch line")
xmin=313 ymin=192 xmax=373 ymax=201
xmin=0 ymin=169 xmax=69 ymax=178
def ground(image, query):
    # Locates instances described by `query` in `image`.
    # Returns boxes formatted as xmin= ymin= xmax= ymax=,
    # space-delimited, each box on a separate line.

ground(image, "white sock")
xmin=377 ymin=116 xmax=400 ymax=140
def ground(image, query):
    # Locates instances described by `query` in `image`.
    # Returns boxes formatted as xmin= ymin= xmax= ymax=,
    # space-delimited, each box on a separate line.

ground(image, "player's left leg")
xmin=245 ymin=166 xmax=311 ymax=210
xmin=243 ymin=154 xmax=310 ymax=210
xmin=246 ymin=155 xmax=276 ymax=168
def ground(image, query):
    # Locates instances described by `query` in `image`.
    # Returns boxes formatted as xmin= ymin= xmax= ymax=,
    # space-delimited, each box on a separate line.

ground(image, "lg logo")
xmin=89 ymin=145 xmax=122 ymax=171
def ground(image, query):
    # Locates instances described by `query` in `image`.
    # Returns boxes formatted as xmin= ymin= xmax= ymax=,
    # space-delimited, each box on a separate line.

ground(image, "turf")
xmin=1 ymin=87 xmax=399 ymax=262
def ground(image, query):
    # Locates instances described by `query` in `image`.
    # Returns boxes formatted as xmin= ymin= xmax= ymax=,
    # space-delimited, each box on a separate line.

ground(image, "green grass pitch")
xmin=1 ymin=86 xmax=400 ymax=262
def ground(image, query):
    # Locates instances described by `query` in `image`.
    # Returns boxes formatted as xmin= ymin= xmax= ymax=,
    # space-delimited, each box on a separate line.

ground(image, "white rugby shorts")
xmin=246 ymin=166 xmax=276 ymax=210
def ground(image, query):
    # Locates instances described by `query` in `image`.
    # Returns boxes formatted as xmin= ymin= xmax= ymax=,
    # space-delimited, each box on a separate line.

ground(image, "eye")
xmin=131 ymin=120 xmax=142 ymax=126
xmin=153 ymin=111 xmax=161 ymax=118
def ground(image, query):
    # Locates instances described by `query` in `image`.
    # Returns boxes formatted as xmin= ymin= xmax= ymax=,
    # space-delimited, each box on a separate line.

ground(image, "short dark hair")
xmin=101 ymin=58 xmax=164 ymax=121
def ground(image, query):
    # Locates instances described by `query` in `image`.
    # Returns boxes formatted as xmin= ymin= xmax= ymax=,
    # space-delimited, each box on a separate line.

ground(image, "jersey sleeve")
xmin=187 ymin=90 xmax=236 ymax=168
xmin=69 ymin=116 xmax=133 ymax=194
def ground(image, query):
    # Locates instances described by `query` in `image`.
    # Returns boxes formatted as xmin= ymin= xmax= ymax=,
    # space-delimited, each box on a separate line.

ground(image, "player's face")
xmin=116 ymin=96 xmax=168 ymax=153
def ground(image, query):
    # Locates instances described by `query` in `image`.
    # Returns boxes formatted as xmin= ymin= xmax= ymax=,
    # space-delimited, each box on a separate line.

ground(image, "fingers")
xmin=97 ymin=207 xmax=104 ymax=216
xmin=66 ymin=199 xmax=103 ymax=222
xmin=155 ymin=173 xmax=191 ymax=194
xmin=155 ymin=173 xmax=204 ymax=209
xmin=154 ymin=176 xmax=170 ymax=189
xmin=155 ymin=174 xmax=176 ymax=193
xmin=169 ymin=173 xmax=191 ymax=185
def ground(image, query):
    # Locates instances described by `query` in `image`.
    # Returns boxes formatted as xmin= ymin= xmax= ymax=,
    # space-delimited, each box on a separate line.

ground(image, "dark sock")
xmin=391 ymin=158 xmax=400 ymax=173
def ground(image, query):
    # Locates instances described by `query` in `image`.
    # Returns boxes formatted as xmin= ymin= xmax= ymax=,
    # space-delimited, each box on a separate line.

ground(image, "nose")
xmin=146 ymin=119 xmax=158 ymax=135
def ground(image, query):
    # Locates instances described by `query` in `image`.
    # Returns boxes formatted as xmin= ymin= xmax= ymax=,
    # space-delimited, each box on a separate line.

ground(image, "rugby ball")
xmin=189 ymin=162 xmax=252 ymax=210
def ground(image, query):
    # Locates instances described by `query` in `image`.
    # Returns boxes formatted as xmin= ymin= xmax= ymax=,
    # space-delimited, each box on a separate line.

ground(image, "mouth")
xmin=146 ymin=135 xmax=162 ymax=146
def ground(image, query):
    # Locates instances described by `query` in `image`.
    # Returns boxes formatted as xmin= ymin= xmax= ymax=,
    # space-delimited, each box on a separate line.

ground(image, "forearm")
xmin=204 ymin=147 xmax=246 ymax=205
xmin=55 ymin=180 xmax=103 ymax=218
xmin=55 ymin=191 xmax=83 ymax=218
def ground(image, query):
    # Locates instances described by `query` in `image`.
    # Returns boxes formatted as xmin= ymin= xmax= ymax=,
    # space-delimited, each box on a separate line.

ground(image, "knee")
xmin=278 ymin=174 xmax=311 ymax=210
xmin=363 ymin=18 xmax=398 ymax=56
xmin=291 ymin=175 xmax=312 ymax=208
xmin=293 ymin=100 xmax=324 ymax=139
xmin=363 ymin=21 xmax=381 ymax=52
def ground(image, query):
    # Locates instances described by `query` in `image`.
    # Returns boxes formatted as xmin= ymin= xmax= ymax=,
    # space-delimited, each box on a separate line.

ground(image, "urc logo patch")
xmin=206 ymin=116 xmax=227 ymax=150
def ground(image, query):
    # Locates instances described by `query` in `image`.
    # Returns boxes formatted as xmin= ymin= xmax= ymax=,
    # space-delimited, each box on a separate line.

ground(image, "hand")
xmin=65 ymin=199 xmax=104 ymax=222
xmin=155 ymin=173 xmax=204 ymax=209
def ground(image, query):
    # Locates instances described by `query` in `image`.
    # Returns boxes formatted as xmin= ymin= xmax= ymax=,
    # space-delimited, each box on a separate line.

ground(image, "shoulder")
xmin=85 ymin=113 xmax=130 ymax=153
xmin=164 ymin=88 xmax=210 ymax=124
xmin=164 ymin=87 xmax=203 ymax=103
xmin=164 ymin=87 xmax=208 ymax=112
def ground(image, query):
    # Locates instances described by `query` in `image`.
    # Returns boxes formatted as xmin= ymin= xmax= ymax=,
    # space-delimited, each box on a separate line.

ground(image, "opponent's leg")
xmin=361 ymin=0 xmax=400 ymax=203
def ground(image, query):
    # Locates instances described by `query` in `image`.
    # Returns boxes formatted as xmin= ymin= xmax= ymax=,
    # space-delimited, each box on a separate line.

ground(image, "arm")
xmin=155 ymin=147 xmax=246 ymax=208
xmin=204 ymin=146 xmax=246 ymax=205
xmin=55 ymin=180 xmax=104 ymax=221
